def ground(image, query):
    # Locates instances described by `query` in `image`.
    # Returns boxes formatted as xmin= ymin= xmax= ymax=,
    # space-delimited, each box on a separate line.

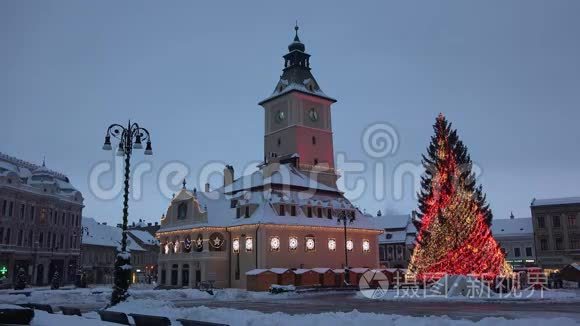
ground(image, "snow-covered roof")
xmin=294 ymin=269 xmax=312 ymax=275
xmin=491 ymin=217 xmax=533 ymax=238
xmin=531 ymin=197 xmax=580 ymax=207
xmin=382 ymin=230 xmax=407 ymax=244
xmin=375 ymin=214 xmax=416 ymax=245
xmin=311 ymin=268 xmax=331 ymax=274
xmin=129 ymin=230 xmax=159 ymax=246
xmin=374 ymin=214 xmax=410 ymax=229
xmin=224 ymin=163 xmax=338 ymax=193
xmin=246 ymin=269 xmax=270 ymax=276
xmin=260 ymin=82 xmax=337 ymax=104
xmin=349 ymin=268 xmax=369 ymax=274
xmin=159 ymin=186 xmax=380 ymax=232
xmin=0 ymin=152 xmax=81 ymax=202
xmin=269 ymin=268 xmax=289 ymax=274
xmin=82 ymin=217 xmax=145 ymax=251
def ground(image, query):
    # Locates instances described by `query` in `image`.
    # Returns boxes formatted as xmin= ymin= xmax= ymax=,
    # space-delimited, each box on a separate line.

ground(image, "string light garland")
xmin=408 ymin=114 xmax=512 ymax=280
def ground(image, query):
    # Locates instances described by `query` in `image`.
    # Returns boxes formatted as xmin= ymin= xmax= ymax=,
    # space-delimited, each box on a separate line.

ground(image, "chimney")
xmin=205 ymin=182 xmax=210 ymax=192
xmin=147 ymin=222 xmax=152 ymax=227
xmin=154 ymin=222 xmax=158 ymax=226
xmin=224 ymin=165 xmax=234 ymax=186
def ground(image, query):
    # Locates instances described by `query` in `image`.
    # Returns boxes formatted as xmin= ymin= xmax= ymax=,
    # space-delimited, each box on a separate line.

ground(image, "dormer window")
xmin=317 ymin=207 xmax=322 ymax=218
xmin=245 ymin=206 xmax=250 ymax=218
xmin=279 ymin=204 xmax=286 ymax=216
xmin=307 ymin=207 xmax=313 ymax=218
xmin=290 ymin=205 xmax=297 ymax=216
xmin=326 ymin=208 xmax=332 ymax=219
xmin=177 ymin=202 xmax=187 ymax=219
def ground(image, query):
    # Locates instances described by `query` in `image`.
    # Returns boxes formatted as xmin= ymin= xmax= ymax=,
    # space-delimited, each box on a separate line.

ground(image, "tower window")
xmin=277 ymin=138 xmax=281 ymax=146
xmin=312 ymin=136 xmax=316 ymax=145
xmin=177 ymin=203 xmax=187 ymax=219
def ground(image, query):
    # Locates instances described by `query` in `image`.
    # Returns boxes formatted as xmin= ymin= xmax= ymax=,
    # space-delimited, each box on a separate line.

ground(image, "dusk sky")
xmin=1 ymin=1 xmax=579 ymax=226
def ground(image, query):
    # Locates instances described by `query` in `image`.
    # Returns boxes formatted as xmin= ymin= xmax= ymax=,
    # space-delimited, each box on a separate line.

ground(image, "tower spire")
xmin=294 ymin=21 xmax=300 ymax=42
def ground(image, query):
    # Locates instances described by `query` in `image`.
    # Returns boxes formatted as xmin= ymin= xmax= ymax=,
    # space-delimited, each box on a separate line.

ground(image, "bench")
xmin=21 ymin=303 xmax=54 ymax=314
xmin=98 ymin=310 xmax=131 ymax=325
xmin=129 ymin=313 xmax=171 ymax=326
xmin=177 ymin=318 xmax=230 ymax=326
xmin=59 ymin=306 xmax=82 ymax=316
xmin=0 ymin=305 xmax=35 ymax=325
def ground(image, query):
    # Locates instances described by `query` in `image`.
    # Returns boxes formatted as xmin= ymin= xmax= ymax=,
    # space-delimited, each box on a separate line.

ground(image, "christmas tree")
xmin=408 ymin=114 xmax=511 ymax=279
xmin=14 ymin=267 xmax=27 ymax=290
xmin=51 ymin=271 xmax=61 ymax=290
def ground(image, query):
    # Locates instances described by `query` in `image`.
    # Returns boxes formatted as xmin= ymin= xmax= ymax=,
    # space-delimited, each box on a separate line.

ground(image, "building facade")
xmin=81 ymin=217 xmax=146 ymax=285
xmin=127 ymin=229 xmax=159 ymax=283
xmin=530 ymin=197 xmax=580 ymax=271
xmin=0 ymin=153 xmax=83 ymax=287
xmin=491 ymin=214 xmax=536 ymax=267
xmin=376 ymin=214 xmax=416 ymax=269
xmin=157 ymin=27 xmax=382 ymax=289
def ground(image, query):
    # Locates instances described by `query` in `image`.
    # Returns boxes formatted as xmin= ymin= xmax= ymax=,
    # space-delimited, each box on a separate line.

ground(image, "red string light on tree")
xmin=408 ymin=113 xmax=511 ymax=279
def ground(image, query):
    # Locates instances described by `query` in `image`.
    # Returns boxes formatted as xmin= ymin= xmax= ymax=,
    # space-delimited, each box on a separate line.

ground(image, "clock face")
xmin=346 ymin=240 xmax=354 ymax=251
xmin=308 ymin=108 xmax=319 ymax=122
xmin=328 ymin=239 xmax=336 ymax=251
xmin=306 ymin=238 xmax=315 ymax=251
xmin=276 ymin=110 xmax=286 ymax=123
xmin=270 ymin=237 xmax=280 ymax=250
xmin=289 ymin=237 xmax=298 ymax=250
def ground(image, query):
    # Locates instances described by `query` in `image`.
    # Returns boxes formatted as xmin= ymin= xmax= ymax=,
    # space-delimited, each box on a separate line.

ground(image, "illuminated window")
xmin=245 ymin=237 xmax=253 ymax=252
xmin=232 ymin=238 xmax=240 ymax=253
xmin=305 ymin=237 xmax=315 ymax=252
xmin=362 ymin=240 xmax=370 ymax=253
xmin=270 ymin=236 xmax=280 ymax=251
xmin=289 ymin=236 xmax=298 ymax=251
xmin=328 ymin=238 xmax=336 ymax=251
xmin=346 ymin=240 xmax=354 ymax=251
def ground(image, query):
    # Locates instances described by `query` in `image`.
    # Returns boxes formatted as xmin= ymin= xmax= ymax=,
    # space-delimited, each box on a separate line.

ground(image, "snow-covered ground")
xmin=0 ymin=286 xmax=578 ymax=325
xmin=31 ymin=298 xmax=578 ymax=326
xmin=355 ymin=288 xmax=580 ymax=302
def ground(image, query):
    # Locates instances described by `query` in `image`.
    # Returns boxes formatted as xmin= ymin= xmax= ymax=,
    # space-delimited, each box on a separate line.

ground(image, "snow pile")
xmin=429 ymin=275 xmax=494 ymax=298
xmin=104 ymin=299 xmax=579 ymax=326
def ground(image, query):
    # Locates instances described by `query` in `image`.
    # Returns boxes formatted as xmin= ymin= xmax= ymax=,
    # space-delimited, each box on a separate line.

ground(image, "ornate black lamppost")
xmin=102 ymin=121 xmax=152 ymax=305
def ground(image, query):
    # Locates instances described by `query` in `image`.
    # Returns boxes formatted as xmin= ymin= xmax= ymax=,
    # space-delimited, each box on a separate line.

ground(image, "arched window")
xmin=177 ymin=202 xmax=187 ymax=219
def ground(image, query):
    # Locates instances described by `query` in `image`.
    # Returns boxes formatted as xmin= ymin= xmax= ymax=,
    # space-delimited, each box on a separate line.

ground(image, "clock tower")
xmin=259 ymin=25 xmax=338 ymax=187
